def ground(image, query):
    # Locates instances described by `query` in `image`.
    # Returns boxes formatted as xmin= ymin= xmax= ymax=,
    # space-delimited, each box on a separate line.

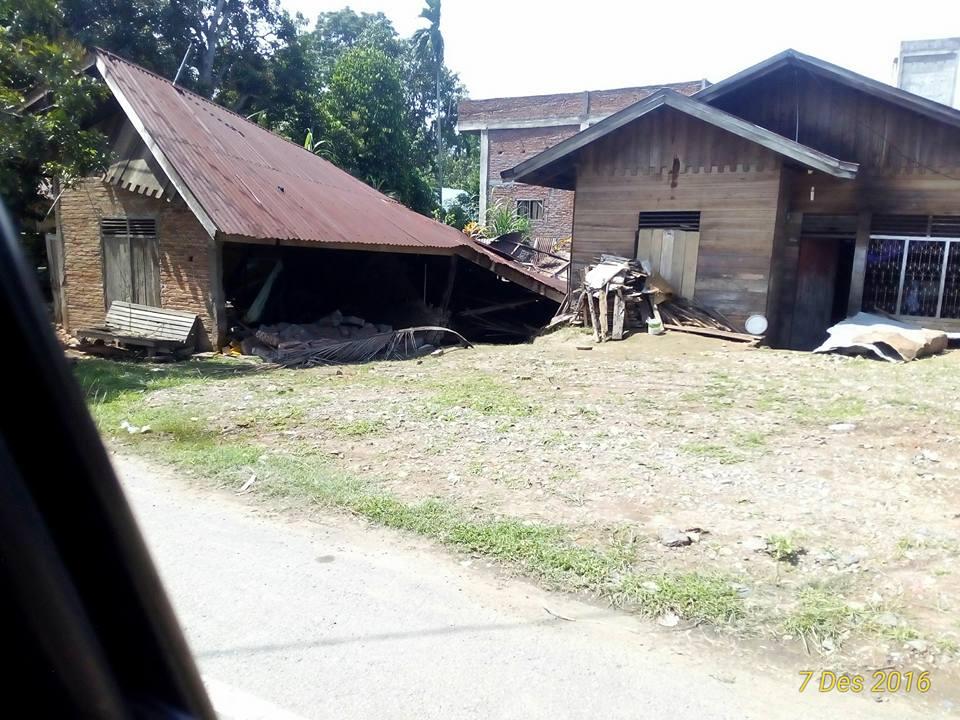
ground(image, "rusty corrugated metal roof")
xmin=96 ymin=50 xmax=465 ymax=250
xmin=93 ymin=50 xmax=565 ymax=300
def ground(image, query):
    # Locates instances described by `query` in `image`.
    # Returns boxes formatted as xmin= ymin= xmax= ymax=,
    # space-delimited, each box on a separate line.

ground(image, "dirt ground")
xmin=111 ymin=328 xmax=960 ymax=673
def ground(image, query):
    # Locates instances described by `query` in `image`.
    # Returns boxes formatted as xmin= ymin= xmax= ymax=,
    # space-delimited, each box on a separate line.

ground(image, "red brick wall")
xmin=58 ymin=179 xmax=216 ymax=348
xmin=488 ymin=126 xmax=579 ymax=177
xmin=459 ymin=81 xmax=707 ymax=126
xmin=488 ymin=126 xmax=579 ymax=244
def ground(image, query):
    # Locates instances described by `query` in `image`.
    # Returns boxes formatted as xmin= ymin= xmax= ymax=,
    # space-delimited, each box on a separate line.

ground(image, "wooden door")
xmin=101 ymin=218 xmax=160 ymax=309
xmin=130 ymin=234 xmax=161 ymax=306
xmin=636 ymin=228 xmax=700 ymax=298
xmin=103 ymin=232 xmax=133 ymax=309
xmin=790 ymin=237 xmax=839 ymax=350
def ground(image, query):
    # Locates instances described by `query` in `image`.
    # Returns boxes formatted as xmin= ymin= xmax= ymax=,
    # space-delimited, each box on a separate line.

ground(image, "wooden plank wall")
xmin=709 ymin=67 xmax=960 ymax=172
xmin=635 ymin=228 xmax=700 ymax=298
xmin=572 ymin=108 xmax=783 ymax=329
xmin=788 ymin=169 xmax=960 ymax=215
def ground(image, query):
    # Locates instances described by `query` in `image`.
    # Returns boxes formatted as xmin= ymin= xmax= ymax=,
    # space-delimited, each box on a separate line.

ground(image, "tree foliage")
xmin=1 ymin=0 xmax=477 ymax=228
xmin=0 ymin=0 xmax=108 ymax=220
xmin=320 ymin=46 xmax=433 ymax=213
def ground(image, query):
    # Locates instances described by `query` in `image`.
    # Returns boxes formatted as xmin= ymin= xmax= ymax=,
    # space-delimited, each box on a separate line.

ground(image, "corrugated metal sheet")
xmin=95 ymin=50 xmax=565 ymax=299
xmin=97 ymin=50 xmax=468 ymax=250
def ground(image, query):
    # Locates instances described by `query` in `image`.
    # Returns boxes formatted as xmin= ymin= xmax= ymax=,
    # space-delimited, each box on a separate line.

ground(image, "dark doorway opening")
xmin=788 ymin=215 xmax=858 ymax=350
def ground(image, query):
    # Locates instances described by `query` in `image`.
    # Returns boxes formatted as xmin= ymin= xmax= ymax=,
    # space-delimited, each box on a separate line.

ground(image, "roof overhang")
xmin=502 ymin=89 xmax=858 ymax=189
xmin=93 ymin=50 xmax=219 ymax=237
xmin=695 ymin=48 xmax=960 ymax=130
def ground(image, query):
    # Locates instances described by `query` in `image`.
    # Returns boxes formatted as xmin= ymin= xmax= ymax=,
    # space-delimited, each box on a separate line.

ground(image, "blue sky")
xmin=283 ymin=0 xmax=958 ymax=99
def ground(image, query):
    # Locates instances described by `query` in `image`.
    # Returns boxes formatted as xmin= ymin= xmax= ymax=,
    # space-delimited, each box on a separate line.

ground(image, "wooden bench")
xmin=77 ymin=302 xmax=200 ymax=355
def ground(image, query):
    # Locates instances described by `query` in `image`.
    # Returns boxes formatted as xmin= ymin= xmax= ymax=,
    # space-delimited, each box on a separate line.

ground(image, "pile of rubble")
xmin=235 ymin=310 xmax=470 ymax=367
xmin=556 ymin=255 xmax=758 ymax=343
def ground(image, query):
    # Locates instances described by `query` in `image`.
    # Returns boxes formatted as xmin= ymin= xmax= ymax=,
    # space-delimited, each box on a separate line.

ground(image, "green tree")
xmin=311 ymin=8 xmax=403 ymax=87
xmin=161 ymin=0 xmax=286 ymax=97
xmin=0 ymin=0 xmax=108 ymax=222
xmin=442 ymin=132 xmax=479 ymax=214
xmin=301 ymin=6 xmax=469 ymax=199
xmin=411 ymin=0 xmax=443 ymax=198
xmin=320 ymin=46 xmax=433 ymax=213
xmin=60 ymin=0 xmax=174 ymax=74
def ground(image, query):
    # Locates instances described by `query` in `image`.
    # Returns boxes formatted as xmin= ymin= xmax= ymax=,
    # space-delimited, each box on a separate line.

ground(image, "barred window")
xmin=862 ymin=215 xmax=960 ymax=318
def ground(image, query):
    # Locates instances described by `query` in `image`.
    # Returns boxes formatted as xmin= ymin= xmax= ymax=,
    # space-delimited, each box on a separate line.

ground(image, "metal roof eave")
xmin=502 ymin=90 xmax=858 ymax=187
xmin=94 ymin=52 xmax=219 ymax=238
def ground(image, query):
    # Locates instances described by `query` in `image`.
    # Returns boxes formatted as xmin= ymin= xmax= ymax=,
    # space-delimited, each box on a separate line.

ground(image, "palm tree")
xmin=412 ymin=0 xmax=444 ymax=203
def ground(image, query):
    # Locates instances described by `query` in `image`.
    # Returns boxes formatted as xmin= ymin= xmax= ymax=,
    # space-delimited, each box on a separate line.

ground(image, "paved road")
xmin=116 ymin=455 xmax=936 ymax=720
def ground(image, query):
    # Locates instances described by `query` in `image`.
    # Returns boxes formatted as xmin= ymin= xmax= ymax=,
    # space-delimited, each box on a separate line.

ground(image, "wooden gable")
xmin=707 ymin=66 xmax=960 ymax=173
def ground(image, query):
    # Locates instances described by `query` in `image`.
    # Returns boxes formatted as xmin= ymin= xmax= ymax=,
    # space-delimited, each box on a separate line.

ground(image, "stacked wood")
xmin=562 ymin=255 xmax=759 ymax=343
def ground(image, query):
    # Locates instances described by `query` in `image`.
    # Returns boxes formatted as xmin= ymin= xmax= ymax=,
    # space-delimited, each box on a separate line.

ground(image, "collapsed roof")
xmin=90 ymin=49 xmax=564 ymax=301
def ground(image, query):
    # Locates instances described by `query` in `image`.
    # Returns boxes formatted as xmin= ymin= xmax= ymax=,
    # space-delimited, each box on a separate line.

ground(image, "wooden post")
xmin=612 ymin=288 xmax=625 ymax=340
xmin=208 ymin=235 xmax=226 ymax=351
xmin=440 ymin=255 xmax=458 ymax=316
xmin=587 ymin=292 xmax=601 ymax=342
xmin=597 ymin=284 xmax=609 ymax=341
xmin=847 ymin=211 xmax=872 ymax=317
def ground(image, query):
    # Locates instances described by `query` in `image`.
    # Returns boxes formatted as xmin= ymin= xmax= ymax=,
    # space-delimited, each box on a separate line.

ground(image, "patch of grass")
xmin=329 ymin=418 xmax=387 ymax=437
xmin=935 ymin=637 xmax=960 ymax=654
xmin=753 ymin=387 xmax=791 ymax=412
xmin=448 ymin=520 xmax=626 ymax=587
xmin=792 ymin=396 xmax=866 ymax=424
xmin=615 ymin=572 xmax=744 ymax=625
xmin=895 ymin=534 xmax=960 ymax=558
xmin=429 ymin=375 xmax=535 ymax=417
xmin=783 ymin=587 xmax=861 ymax=650
xmin=681 ymin=442 xmax=745 ymax=465
xmin=734 ymin=431 xmax=767 ymax=448
xmin=687 ymin=371 xmax=738 ymax=409
xmin=766 ymin=533 xmax=805 ymax=565
xmin=85 ymin=372 xmax=748 ymax=628
xmin=76 ymin=357 xmax=259 ymax=432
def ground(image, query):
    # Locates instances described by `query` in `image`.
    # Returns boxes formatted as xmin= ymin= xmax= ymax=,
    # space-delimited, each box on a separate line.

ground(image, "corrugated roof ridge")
xmin=461 ymin=79 xmax=707 ymax=105
xmin=93 ymin=47 xmax=331 ymax=163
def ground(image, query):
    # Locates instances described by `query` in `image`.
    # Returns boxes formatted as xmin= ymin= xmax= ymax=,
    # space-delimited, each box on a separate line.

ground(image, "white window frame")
xmin=516 ymin=199 xmax=544 ymax=221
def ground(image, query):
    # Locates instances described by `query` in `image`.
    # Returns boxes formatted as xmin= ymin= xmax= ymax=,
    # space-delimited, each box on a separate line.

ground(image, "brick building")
xmin=45 ymin=49 xmax=564 ymax=351
xmin=456 ymin=81 xmax=707 ymax=246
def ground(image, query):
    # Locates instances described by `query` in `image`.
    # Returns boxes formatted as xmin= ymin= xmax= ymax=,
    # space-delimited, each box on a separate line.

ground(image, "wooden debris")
xmin=612 ymin=288 xmax=625 ymax=340
xmin=586 ymin=293 xmax=601 ymax=342
xmin=566 ymin=255 xmax=755 ymax=343
xmin=597 ymin=285 xmax=609 ymax=341
xmin=662 ymin=324 xmax=760 ymax=344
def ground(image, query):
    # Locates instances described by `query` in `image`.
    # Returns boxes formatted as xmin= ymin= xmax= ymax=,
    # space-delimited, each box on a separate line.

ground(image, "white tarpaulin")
xmin=813 ymin=312 xmax=948 ymax=362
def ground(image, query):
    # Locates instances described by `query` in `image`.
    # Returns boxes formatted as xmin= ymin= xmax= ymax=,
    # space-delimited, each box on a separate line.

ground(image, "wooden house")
xmin=502 ymin=50 xmax=960 ymax=349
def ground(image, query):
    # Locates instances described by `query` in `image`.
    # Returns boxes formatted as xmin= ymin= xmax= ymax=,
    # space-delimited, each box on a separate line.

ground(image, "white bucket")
xmin=647 ymin=318 xmax=665 ymax=335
